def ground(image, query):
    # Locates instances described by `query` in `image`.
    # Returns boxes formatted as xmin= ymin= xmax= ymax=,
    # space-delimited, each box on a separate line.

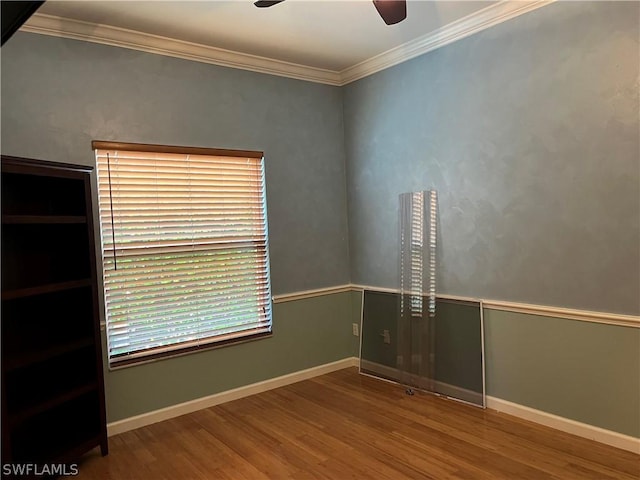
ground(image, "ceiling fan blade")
xmin=254 ymin=0 xmax=285 ymax=7
xmin=372 ymin=0 xmax=407 ymax=25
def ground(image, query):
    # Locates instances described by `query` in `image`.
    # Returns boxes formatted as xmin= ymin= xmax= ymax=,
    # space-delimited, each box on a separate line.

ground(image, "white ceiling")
xmin=25 ymin=1 xmax=551 ymax=84
xmin=37 ymin=1 xmax=496 ymax=71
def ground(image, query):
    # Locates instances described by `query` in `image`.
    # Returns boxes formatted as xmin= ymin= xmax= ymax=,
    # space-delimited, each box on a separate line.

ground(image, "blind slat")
xmin=95 ymin=156 xmax=262 ymax=168
xmin=102 ymin=238 xmax=266 ymax=254
xmin=108 ymin=312 xmax=271 ymax=339
xmin=107 ymin=314 xmax=272 ymax=340
xmin=103 ymin=272 xmax=270 ymax=290
xmin=105 ymin=287 xmax=270 ymax=308
xmin=108 ymin=311 xmax=271 ymax=340
xmin=102 ymin=249 xmax=268 ymax=266
xmin=97 ymin=171 xmax=264 ymax=180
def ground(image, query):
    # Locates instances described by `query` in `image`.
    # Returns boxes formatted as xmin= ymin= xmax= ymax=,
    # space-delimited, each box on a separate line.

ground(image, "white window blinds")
xmin=94 ymin=143 xmax=272 ymax=367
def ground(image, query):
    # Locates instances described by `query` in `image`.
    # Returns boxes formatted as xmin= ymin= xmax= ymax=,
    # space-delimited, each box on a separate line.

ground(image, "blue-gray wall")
xmin=484 ymin=309 xmax=640 ymax=438
xmin=343 ymin=1 xmax=639 ymax=315
xmin=1 ymin=31 xmax=350 ymax=295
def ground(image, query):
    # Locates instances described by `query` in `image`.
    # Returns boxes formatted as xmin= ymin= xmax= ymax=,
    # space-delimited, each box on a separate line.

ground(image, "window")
xmin=93 ymin=141 xmax=272 ymax=367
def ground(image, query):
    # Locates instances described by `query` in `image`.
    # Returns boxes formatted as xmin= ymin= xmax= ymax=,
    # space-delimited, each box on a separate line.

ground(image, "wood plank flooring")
xmin=77 ymin=368 xmax=639 ymax=479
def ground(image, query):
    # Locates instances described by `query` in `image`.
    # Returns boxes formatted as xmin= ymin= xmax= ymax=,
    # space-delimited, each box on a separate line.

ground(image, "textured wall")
xmin=1 ymin=32 xmax=350 ymax=295
xmin=343 ymin=1 xmax=640 ymax=314
xmin=484 ymin=309 xmax=640 ymax=438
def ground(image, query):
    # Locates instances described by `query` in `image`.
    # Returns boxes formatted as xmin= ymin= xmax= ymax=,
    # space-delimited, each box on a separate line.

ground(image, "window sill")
xmin=107 ymin=331 xmax=273 ymax=371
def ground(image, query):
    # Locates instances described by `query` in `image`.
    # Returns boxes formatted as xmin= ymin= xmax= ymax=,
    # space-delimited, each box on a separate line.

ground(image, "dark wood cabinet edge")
xmin=1 ymin=358 xmax=11 ymax=466
xmin=84 ymin=169 xmax=109 ymax=458
xmin=51 ymin=434 xmax=106 ymax=466
xmin=1 ymin=155 xmax=93 ymax=174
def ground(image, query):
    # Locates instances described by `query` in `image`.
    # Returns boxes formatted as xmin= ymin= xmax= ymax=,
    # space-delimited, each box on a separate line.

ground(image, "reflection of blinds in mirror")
xmin=427 ymin=190 xmax=437 ymax=315
xmin=399 ymin=190 xmax=437 ymax=318
xmin=398 ymin=189 xmax=438 ymax=392
xmin=409 ymin=192 xmax=423 ymax=316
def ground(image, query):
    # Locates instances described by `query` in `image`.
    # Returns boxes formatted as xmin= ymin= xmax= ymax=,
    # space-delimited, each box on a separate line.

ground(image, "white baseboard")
xmin=107 ymin=357 xmax=359 ymax=436
xmin=486 ymin=396 xmax=640 ymax=454
xmin=108 ymin=356 xmax=639 ymax=455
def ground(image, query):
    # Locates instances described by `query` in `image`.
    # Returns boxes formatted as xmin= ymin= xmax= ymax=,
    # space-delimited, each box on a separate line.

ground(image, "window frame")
xmin=92 ymin=140 xmax=273 ymax=368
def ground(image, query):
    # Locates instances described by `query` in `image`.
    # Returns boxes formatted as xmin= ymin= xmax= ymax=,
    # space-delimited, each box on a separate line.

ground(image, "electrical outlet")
xmin=352 ymin=323 xmax=359 ymax=336
xmin=382 ymin=329 xmax=391 ymax=344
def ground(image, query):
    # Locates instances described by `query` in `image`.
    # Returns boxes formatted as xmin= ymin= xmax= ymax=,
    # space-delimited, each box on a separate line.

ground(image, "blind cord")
xmin=106 ymin=152 xmax=118 ymax=271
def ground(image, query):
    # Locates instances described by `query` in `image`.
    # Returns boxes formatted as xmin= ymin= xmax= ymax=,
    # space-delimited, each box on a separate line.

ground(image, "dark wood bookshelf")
xmin=1 ymin=155 xmax=108 ymax=472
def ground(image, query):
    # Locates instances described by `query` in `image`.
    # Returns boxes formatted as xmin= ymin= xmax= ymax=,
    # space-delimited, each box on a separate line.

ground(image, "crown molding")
xmin=21 ymin=1 xmax=554 ymax=86
xmin=339 ymin=0 xmax=555 ymax=84
xmin=20 ymin=13 xmax=342 ymax=86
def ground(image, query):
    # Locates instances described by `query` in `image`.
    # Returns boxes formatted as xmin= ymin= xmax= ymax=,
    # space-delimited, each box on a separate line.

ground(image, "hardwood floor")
xmin=77 ymin=368 xmax=639 ymax=479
